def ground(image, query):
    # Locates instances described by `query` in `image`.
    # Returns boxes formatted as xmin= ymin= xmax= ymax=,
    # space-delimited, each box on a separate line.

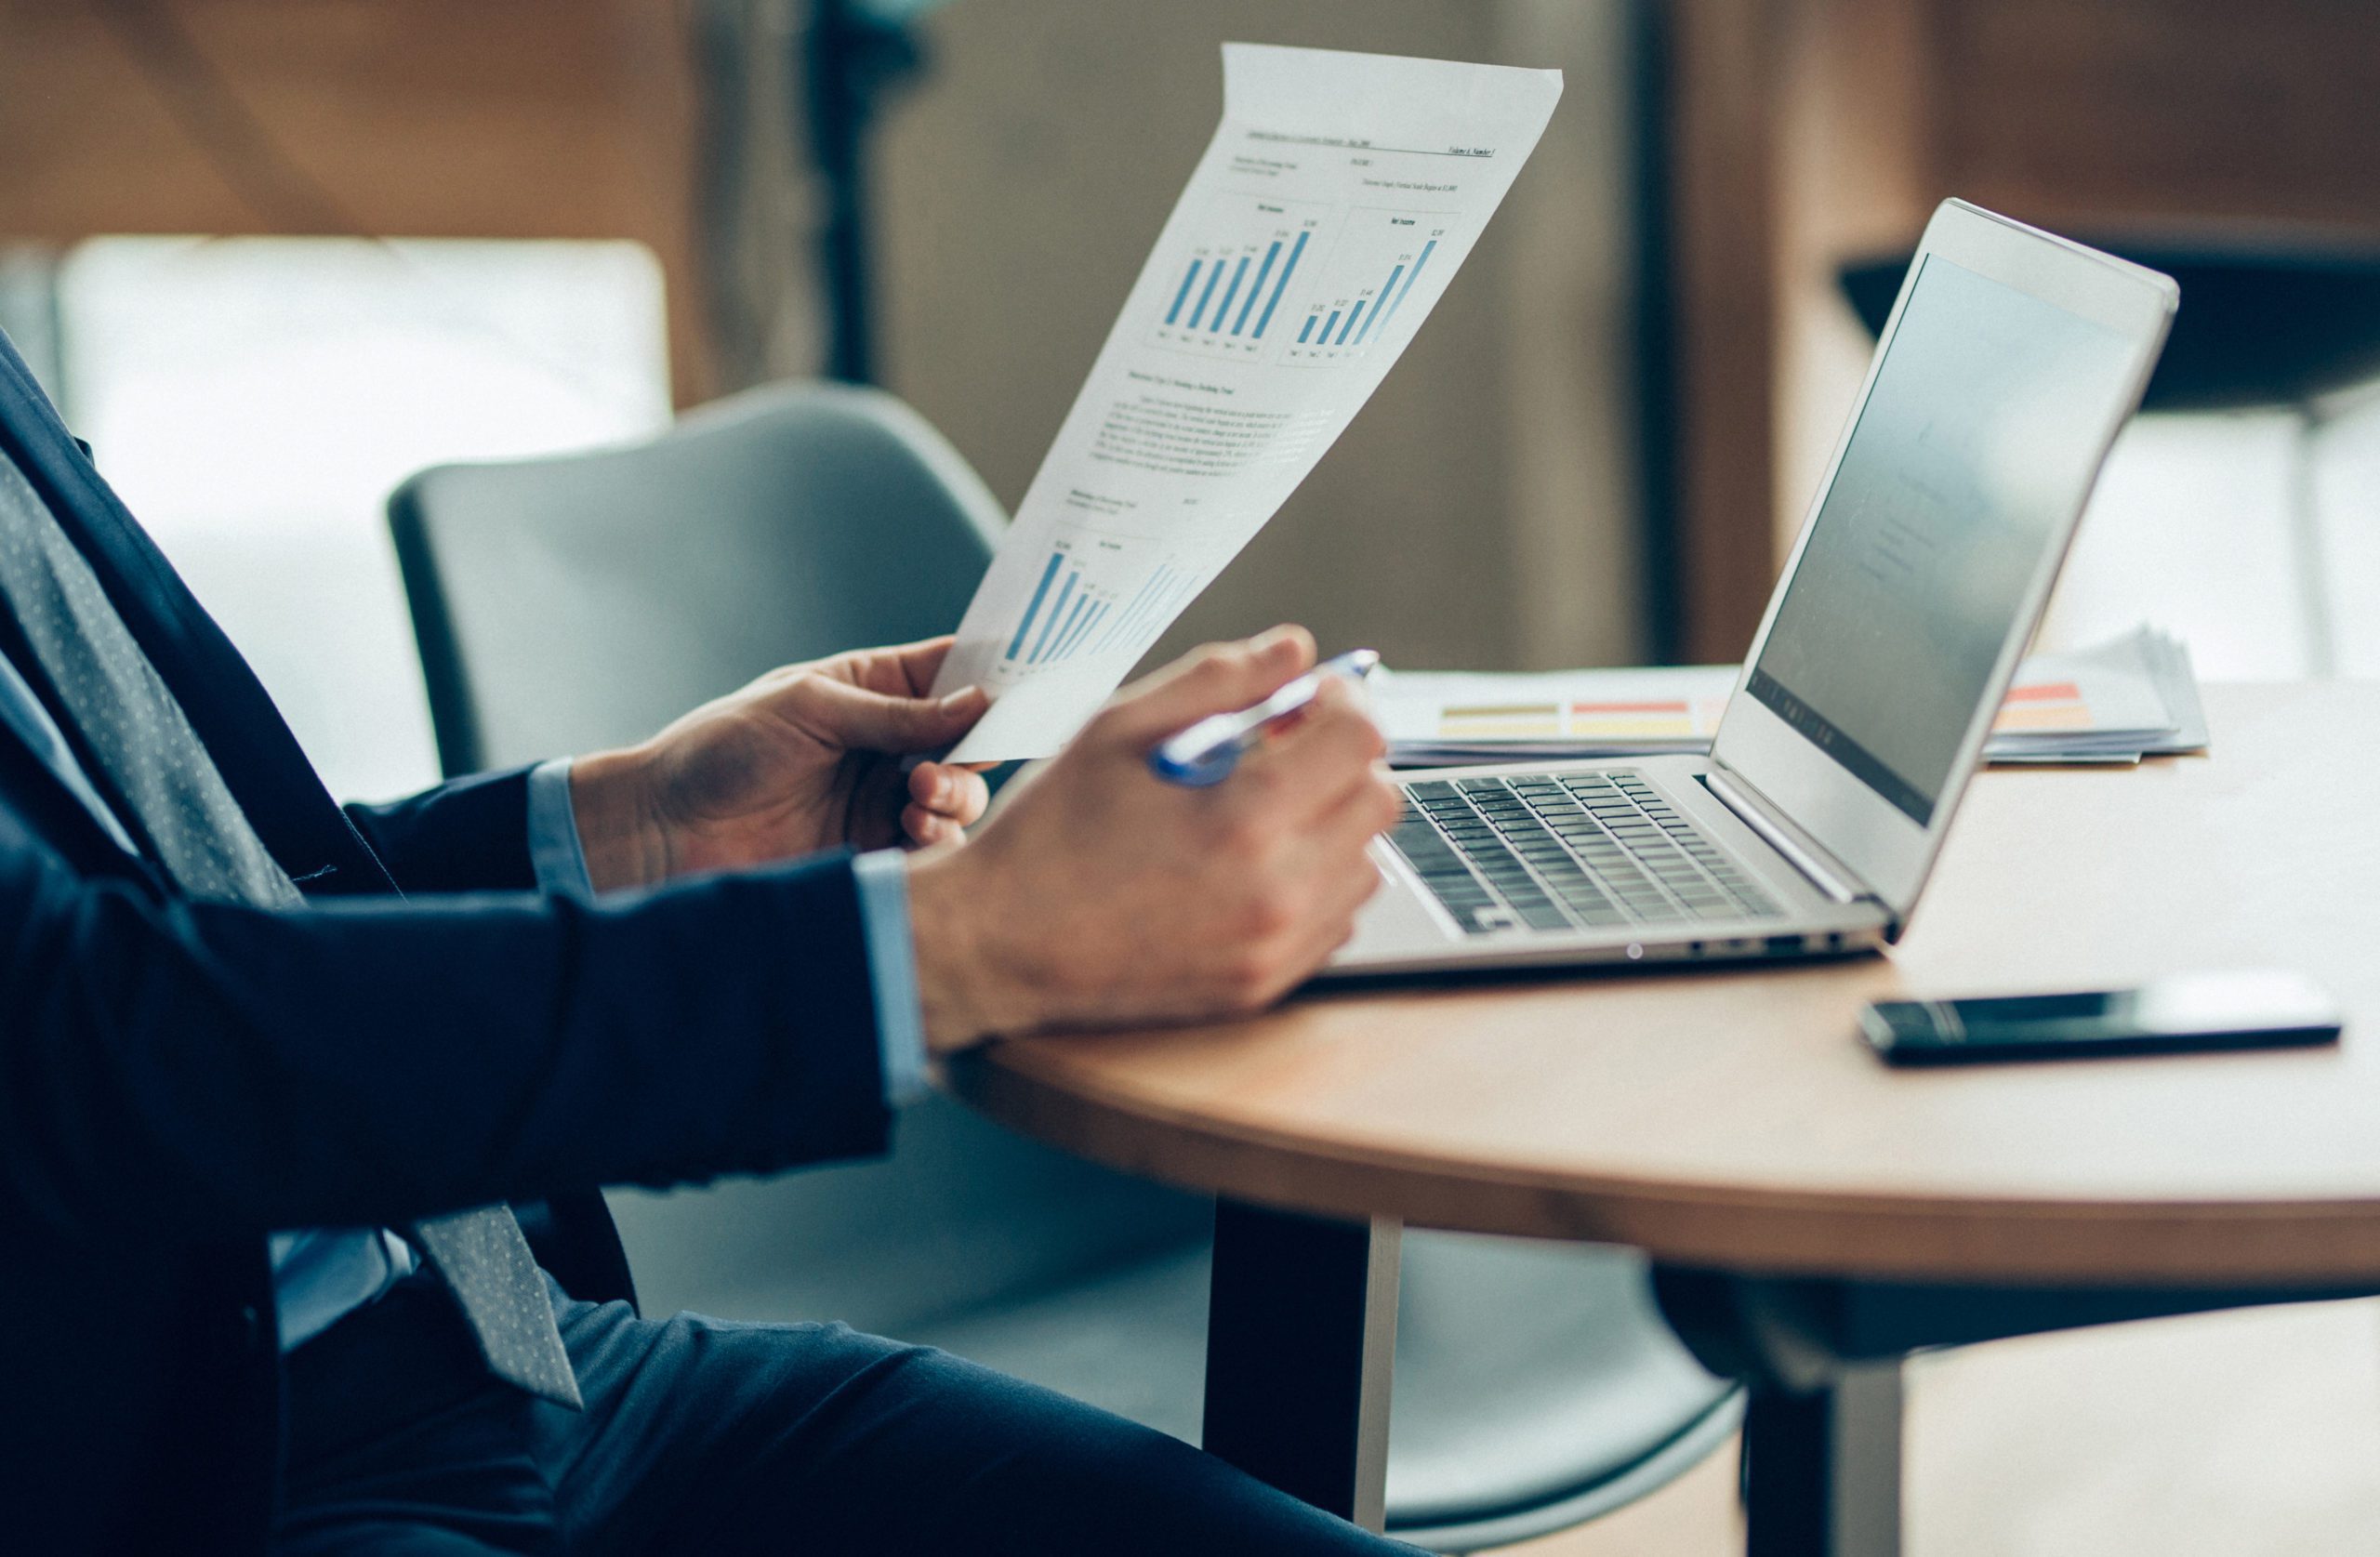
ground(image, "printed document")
xmin=933 ymin=43 xmax=1564 ymax=759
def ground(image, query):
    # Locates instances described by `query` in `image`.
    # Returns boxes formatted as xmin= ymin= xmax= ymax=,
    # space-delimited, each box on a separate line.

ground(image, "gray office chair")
xmin=388 ymin=380 xmax=1739 ymax=1551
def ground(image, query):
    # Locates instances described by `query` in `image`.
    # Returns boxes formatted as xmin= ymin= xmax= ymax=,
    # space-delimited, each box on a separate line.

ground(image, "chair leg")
xmin=1742 ymin=1360 xmax=1902 ymax=1557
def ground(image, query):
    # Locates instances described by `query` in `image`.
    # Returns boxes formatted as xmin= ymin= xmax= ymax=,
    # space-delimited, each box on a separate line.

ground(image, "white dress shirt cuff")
xmin=851 ymin=849 xmax=931 ymax=1106
xmin=525 ymin=759 xmax=595 ymax=897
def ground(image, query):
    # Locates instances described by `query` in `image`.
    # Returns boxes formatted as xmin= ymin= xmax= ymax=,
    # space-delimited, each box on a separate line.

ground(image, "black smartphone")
xmin=1861 ymin=970 xmax=2342 ymax=1065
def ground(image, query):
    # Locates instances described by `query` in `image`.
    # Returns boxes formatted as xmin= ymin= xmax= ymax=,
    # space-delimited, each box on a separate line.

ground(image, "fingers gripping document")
xmin=931 ymin=44 xmax=1563 ymax=761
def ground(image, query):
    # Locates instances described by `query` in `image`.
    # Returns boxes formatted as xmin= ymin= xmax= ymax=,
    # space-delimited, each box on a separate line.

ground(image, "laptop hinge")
xmin=1705 ymin=765 xmax=1865 ymax=906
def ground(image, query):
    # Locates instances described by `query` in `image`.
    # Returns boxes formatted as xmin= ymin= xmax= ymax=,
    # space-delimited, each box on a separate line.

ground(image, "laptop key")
xmin=1398 ymin=769 xmax=1784 ymax=936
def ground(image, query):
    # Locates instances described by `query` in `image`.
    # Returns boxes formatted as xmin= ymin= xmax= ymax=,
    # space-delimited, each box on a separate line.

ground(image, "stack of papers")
xmin=1374 ymin=627 xmax=2209 ymax=768
xmin=1377 ymin=664 xmax=1729 ymax=765
xmin=1986 ymin=627 xmax=2208 ymax=764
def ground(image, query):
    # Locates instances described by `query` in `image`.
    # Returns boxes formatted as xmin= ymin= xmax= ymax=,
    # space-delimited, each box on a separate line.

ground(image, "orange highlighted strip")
xmin=1569 ymin=699 xmax=1691 ymax=716
xmin=1994 ymin=704 xmax=2095 ymax=732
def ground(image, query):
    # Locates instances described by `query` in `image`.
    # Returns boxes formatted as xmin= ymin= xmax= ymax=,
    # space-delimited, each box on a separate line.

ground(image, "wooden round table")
xmin=947 ymin=684 xmax=2380 ymax=1554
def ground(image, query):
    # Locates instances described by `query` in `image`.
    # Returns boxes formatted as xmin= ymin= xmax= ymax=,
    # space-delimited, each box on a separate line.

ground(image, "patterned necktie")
xmin=0 ymin=449 xmax=581 ymax=1409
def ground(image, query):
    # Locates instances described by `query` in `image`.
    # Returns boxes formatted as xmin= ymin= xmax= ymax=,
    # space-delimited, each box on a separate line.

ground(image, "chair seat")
xmin=912 ymin=1233 xmax=1739 ymax=1549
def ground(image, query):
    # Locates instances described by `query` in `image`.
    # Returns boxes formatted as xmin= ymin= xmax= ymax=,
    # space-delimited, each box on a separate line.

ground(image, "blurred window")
xmin=2040 ymin=399 xmax=2380 ymax=680
xmin=46 ymin=236 xmax=671 ymax=800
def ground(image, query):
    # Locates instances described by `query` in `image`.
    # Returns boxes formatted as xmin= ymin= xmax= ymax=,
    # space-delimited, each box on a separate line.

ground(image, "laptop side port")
xmin=1765 ymin=933 xmax=1806 ymax=955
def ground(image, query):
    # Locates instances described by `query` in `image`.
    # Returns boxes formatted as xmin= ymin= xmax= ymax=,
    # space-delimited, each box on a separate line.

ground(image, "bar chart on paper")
xmin=996 ymin=534 xmax=1208 ymax=678
xmin=1282 ymin=207 xmax=1451 ymax=366
xmin=1150 ymin=194 xmax=1329 ymax=359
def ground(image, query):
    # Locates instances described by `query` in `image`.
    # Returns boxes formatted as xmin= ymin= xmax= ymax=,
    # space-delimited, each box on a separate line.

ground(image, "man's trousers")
xmin=271 ymin=1267 xmax=1418 ymax=1555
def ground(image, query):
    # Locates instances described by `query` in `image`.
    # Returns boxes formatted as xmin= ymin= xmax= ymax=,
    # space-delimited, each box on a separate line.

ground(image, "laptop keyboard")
xmin=1389 ymin=772 xmax=1780 ymax=936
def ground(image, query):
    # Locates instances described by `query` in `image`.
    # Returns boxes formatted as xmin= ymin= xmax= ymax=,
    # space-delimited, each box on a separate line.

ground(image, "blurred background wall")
xmin=857 ymin=0 xmax=1648 ymax=677
xmin=2 ymin=0 xmax=2379 ymax=795
xmin=0 ymin=0 xmax=1656 ymax=805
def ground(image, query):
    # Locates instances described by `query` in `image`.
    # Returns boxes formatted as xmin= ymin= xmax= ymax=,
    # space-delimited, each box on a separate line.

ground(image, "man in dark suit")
xmin=0 ymin=321 xmax=1409 ymax=1555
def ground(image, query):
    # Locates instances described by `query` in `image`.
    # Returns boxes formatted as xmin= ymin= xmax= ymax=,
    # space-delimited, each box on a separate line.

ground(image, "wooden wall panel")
xmin=1930 ymin=0 xmax=2380 ymax=232
xmin=1663 ymin=0 xmax=1791 ymax=663
xmin=0 ymin=0 xmax=715 ymax=398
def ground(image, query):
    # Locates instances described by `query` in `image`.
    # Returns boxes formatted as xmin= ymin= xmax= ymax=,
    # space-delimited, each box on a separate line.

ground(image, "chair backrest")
xmin=389 ymin=380 xmax=1208 ymax=1330
xmin=391 ymin=381 xmax=1009 ymax=773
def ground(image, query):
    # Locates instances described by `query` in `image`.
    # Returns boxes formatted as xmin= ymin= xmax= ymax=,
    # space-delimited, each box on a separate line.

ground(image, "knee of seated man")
xmin=637 ymin=1311 xmax=1181 ymax=1470
xmin=566 ymin=1300 xmax=926 ymax=1411
xmin=559 ymin=1311 xmax=1397 ymax=1550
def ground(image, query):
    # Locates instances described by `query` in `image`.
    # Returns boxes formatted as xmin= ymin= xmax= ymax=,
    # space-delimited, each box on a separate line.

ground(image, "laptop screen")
xmin=1744 ymin=255 xmax=2135 ymax=825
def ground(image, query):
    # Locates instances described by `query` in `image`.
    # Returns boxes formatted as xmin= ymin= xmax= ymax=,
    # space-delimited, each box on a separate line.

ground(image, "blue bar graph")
xmin=1210 ymin=257 xmax=1252 ymax=333
xmin=1112 ymin=567 xmax=1178 ymax=649
xmin=1104 ymin=583 xmax=1148 ymax=646
xmin=1353 ymin=263 xmax=1405 ymax=345
xmin=1186 ymin=260 xmax=1224 ymax=330
xmin=1104 ymin=566 xmax=1169 ymax=649
xmin=1164 ymin=260 xmax=1203 ymax=326
xmin=1370 ymin=239 xmax=1436 ymax=341
xmin=1319 ymin=309 xmax=1342 ymax=343
xmin=1028 ymin=574 xmax=1078 ymax=663
xmin=1297 ymin=316 xmax=1316 ymax=344
xmin=1055 ymin=600 xmax=1107 ymax=661
xmin=1005 ymin=551 xmax=1068 ymax=661
xmin=1040 ymin=592 xmax=1091 ymax=663
xmin=1334 ymin=301 xmax=1367 ymax=346
xmin=1232 ymin=241 xmax=1281 ymax=336
xmin=1051 ymin=606 xmax=1082 ymax=661
xmin=1252 ymin=230 xmax=1308 ymax=339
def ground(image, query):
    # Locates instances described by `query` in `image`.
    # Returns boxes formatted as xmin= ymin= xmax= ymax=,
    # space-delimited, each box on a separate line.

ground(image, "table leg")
xmin=1743 ymin=1360 xmax=1903 ymax=1557
xmin=1202 ymin=1199 xmax=1402 ymax=1531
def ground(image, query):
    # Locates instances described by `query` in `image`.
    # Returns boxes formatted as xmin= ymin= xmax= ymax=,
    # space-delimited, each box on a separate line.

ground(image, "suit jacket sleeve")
xmin=0 ymin=800 xmax=891 ymax=1246
xmin=342 ymin=767 xmax=540 ymax=894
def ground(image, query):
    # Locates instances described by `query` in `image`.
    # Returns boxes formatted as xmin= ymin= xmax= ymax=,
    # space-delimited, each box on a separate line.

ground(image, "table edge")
xmin=949 ymin=1047 xmax=2380 ymax=1287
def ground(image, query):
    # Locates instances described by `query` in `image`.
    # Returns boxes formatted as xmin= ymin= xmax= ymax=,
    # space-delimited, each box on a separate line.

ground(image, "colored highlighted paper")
xmin=1374 ymin=627 xmax=2207 ymax=768
xmin=1376 ymin=665 xmax=1732 ymax=764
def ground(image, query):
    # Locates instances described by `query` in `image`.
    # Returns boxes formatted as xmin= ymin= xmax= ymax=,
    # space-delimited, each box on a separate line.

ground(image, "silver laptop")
xmin=1329 ymin=200 xmax=2177 ymax=977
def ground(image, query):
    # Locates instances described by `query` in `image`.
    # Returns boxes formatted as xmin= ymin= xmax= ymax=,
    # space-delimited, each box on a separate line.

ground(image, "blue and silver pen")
xmin=1147 ymin=649 xmax=1382 ymax=787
